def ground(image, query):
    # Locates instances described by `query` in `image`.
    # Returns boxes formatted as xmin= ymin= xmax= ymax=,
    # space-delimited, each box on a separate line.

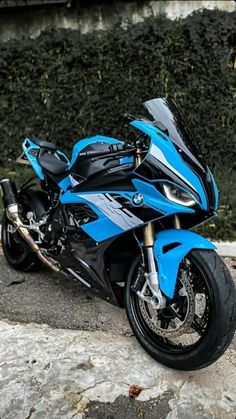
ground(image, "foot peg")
xmin=63 ymin=226 xmax=78 ymax=235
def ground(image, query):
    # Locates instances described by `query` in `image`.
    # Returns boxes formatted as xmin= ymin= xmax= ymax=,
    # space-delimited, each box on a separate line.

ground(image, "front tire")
xmin=125 ymin=250 xmax=236 ymax=370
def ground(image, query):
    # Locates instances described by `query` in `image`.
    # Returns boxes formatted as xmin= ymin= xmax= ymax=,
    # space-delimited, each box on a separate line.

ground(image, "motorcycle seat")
xmin=38 ymin=152 xmax=69 ymax=176
xmin=32 ymin=139 xmax=57 ymax=151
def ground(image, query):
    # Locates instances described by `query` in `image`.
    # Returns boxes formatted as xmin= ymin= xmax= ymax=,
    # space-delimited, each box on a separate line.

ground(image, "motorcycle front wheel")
xmin=125 ymin=249 xmax=236 ymax=370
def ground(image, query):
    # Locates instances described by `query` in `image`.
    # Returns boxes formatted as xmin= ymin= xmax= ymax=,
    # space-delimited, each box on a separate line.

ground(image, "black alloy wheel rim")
xmin=130 ymin=255 xmax=213 ymax=354
xmin=3 ymin=218 xmax=28 ymax=262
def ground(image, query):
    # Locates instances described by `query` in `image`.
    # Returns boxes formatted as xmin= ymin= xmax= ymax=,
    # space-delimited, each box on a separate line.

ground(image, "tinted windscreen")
xmin=143 ymin=98 xmax=206 ymax=172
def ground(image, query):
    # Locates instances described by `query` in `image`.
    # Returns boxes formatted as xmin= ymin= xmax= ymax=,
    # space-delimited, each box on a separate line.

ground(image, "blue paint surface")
xmin=22 ymin=138 xmax=45 ymax=180
xmin=132 ymin=179 xmax=195 ymax=216
xmin=154 ymin=229 xmax=216 ymax=298
xmin=60 ymin=190 xmax=125 ymax=241
xmin=131 ymin=120 xmax=208 ymax=210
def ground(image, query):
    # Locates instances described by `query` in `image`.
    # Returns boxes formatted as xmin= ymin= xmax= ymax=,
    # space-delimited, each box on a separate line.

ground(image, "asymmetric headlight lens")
xmin=163 ymin=183 xmax=196 ymax=207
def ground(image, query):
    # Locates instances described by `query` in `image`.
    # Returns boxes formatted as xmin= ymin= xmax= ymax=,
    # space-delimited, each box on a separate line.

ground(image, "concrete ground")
xmin=0 ymin=255 xmax=236 ymax=419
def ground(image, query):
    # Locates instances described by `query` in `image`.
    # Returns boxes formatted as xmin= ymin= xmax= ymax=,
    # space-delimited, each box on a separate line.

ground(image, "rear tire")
xmin=125 ymin=250 xmax=236 ymax=370
xmin=1 ymin=211 xmax=41 ymax=273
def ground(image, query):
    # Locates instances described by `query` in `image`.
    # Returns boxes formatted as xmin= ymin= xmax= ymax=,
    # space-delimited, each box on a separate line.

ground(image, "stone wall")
xmin=0 ymin=0 xmax=235 ymax=42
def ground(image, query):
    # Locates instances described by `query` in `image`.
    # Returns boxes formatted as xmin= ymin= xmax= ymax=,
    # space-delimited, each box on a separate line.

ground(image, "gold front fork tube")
xmin=134 ymin=146 xmax=155 ymax=248
xmin=174 ymin=214 xmax=181 ymax=229
xmin=143 ymin=222 xmax=155 ymax=247
xmin=135 ymin=143 xmax=143 ymax=167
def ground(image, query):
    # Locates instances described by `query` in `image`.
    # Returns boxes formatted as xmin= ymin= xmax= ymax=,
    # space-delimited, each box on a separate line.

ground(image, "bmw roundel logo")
xmin=132 ymin=193 xmax=144 ymax=206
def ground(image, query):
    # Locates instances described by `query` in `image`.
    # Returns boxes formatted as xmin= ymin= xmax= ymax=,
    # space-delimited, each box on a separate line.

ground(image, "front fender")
xmin=154 ymin=229 xmax=216 ymax=298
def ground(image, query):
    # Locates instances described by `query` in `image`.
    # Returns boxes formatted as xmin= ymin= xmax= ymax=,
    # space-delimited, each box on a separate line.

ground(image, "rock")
xmin=0 ymin=321 xmax=235 ymax=418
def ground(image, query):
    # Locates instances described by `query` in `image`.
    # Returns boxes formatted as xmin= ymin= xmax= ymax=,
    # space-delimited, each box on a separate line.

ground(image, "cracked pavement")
xmin=0 ymin=255 xmax=236 ymax=418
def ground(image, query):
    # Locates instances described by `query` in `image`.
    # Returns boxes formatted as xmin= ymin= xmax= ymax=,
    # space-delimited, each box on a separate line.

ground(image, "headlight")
xmin=163 ymin=183 xmax=196 ymax=207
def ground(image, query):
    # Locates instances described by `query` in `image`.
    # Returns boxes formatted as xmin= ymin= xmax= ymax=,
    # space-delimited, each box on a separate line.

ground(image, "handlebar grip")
xmin=79 ymin=143 xmax=132 ymax=159
xmin=78 ymin=150 xmax=105 ymax=158
xmin=108 ymin=144 xmax=127 ymax=153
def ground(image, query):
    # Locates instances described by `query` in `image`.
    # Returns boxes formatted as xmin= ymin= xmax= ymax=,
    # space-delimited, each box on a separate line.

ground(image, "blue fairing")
xmin=132 ymin=179 xmax=195 ymax=216
xmin=59 ymin=175 xmax=74 ymax=191
xmin=60 ymin=177 xmax=196 ymax=242
xmin=22 ymin=138 xmax=45 ymax=181
xmin=131 ymin=121 xmax=208 ymax=210
xmin=120 ymin=156 xmax=134 ymax=165
xmin=153 ymin=229 xmax=216 ymax=298
xmin=60 ymin=190 xmax=125 ymax=241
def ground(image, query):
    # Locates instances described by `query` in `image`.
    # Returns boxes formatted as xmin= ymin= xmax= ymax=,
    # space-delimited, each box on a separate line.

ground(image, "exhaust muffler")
xmin=0 ymin=178 xmax=61 ymax=273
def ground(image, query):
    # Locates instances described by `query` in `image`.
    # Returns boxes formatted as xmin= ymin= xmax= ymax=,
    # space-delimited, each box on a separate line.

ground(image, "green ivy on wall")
xmin=0 ymin=9 xmax=235 ymax=239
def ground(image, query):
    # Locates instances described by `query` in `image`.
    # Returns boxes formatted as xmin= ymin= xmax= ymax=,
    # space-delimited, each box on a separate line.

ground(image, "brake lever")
xmin=91 ymin=148 xmax=136 ymax=162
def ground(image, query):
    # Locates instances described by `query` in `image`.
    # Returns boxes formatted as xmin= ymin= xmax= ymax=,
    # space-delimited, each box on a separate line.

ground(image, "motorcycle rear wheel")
xmin=1 ymin=210 xmax=41 ymax=273
xmin=125 ymin=249 xmax=236 ymax=370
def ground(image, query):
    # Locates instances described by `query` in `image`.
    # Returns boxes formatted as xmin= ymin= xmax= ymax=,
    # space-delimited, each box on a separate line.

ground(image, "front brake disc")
xmin=138 ymin=271 xmax=195 ymax=338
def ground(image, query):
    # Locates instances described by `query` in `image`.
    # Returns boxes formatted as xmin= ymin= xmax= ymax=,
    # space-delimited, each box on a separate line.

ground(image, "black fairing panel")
xmin=72 ymin=171 xmax=163 ymax=223
xmin=204 ymin=167 xmax=217 ymax=210
xmin=71 ymin=142 xmax=123 ymax=179
xmin=136 ymin=146 xmax=216 ymax=211
xmin=53 ymin=229 xmax=139 ymax=306
xmin=19 ymin=184 xmax=49 ymax=220
xmin=37 ymin=149 xmax=70 ymax=187
xmin=72 ymin=170 xmax=136 ymax=193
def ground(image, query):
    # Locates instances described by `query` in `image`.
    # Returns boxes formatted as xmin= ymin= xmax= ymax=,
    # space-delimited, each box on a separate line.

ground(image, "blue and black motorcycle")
xmin=1 ymin=98 xmax=235 ymax=370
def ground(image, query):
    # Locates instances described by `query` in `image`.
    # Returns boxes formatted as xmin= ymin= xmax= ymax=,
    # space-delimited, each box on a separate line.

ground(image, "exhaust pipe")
xmin=0 ymin=179 xmax=61 ymax=273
